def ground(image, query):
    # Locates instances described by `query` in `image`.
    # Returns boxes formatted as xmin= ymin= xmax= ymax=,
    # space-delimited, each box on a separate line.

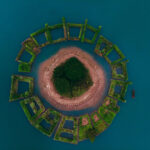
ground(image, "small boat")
xmin=132 ymin=90 xmax=135 ymax=98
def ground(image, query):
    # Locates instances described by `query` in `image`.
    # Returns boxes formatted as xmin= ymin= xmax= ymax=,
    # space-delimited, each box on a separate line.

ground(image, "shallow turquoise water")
xmin=0 ymin=0 xmax=150 ymax=150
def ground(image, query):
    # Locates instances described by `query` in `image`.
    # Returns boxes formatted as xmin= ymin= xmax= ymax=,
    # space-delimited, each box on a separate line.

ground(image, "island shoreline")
xmin=38 ymin=47 xmax=106 ymax=111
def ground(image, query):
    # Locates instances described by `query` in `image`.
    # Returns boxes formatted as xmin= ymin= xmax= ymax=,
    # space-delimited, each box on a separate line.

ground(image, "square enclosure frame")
xmin=104 ymin=45 xmax=125 ymax=65
xmin=33 ymin=108 xmax=62 ymax=137
xmin=78 ymin=114 xmax=92 ymax=141
xmin=66 ymin=23 xmax=83 ymax=41
xmin=20 ymin=96 xmax=45 ymax=123
xmin=94 ymin=35 xmax=113 ymax=56
xmin=9 ymin=75 xmax=34 ymax=102
xmin=90 ymin=111 xmax=107 ymax=135
xmin=54 ymin=116 xmax=78 ymax=144
xmin=81 ymin=19 xmax=102 ymax=44
xmin=108 ymin=79 xmax=132 ymax=102
xmin=16 ymin=46 xmax=36 ymax=72
xmin=30 ymin=17 xmax=67 ymax=47
xmin=102 ymin=96 xmax=120 ymax=113
xmin=111 ymin=60 xmax=128 ymax=81
xmin=98 ymin=105 xmax=116 ymax=125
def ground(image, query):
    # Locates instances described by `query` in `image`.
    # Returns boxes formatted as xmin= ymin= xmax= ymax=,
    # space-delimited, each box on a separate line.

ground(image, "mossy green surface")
xmin=16 ymin=46 xmax=37 ymax=73
xmin=52 ymin=57 xmax=93 ymax=98
xmin=18 ymin=62 xmax=31 ymax=72
xmin=111 ymin=60 xmax=128 ymax=81
xmin=90 ymin=111 xmax=107 ymax=134
xmin=78 ymin=114 xmax=92 ymax=141
xmin=97 ymin=96 xmax=121 ymax=125
xmin=84 ymin=25 xmax=101 ymax=44
xmin=85 ymin=127 xmax=97 ymax=143
xmin=9 ymin=75 xmax=34 ymax=102
xmin=30 ymin=17 xmax=67 ymax=47
xmin=104 ymin=45 xmax=125 ymax=65
xmin=102 ymin=96 xmax=120 ymax=113
xmin=23 ymin=37 xmax=39 ymax=50
xmin=94 ymin=35 xmax=113 ymax=56
xmin=20 ymin=96 xmax=45 ymax=123
xmin=54 ymin=116 xmax=78 ymax=144
xmin=98 ymin=106 xmax=116 ymax=125
xmin=81 ymin=19 xmax=101 ymax=44
xmin=67 ymin=23 xmax=83 ymax=41
xmin=33 ymin=108 xmax=61 ymax=137
xmin=108 ymin=79 xmax=132 ymax=103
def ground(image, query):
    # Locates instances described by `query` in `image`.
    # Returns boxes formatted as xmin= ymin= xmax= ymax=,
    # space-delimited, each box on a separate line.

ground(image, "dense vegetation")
xmin=86 ymin=127 xmax=97 ymax=143
xmin=51 ymin=57 xmax=93 ymax=98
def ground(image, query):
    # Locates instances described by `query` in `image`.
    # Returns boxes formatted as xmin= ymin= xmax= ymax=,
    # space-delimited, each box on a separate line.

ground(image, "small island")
xmin=38 ymin=47 xmax=106 ymax=111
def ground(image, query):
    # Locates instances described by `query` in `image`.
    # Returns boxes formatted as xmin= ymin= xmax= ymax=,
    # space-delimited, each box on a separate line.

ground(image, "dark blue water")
xmin=0 ymin=0 xmax=150 ymax=150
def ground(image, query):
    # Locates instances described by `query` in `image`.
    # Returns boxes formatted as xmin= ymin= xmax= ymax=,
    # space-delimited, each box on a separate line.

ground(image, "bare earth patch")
xmin=38 ymin=47 xmax=106 ymax=111
xmin=93 ymin=114 xmax=99 ymax=122
xmin=82 ymin=117 xmax=89 ymax=126
xmin=105 ymin=100 xmax=110 ymax=106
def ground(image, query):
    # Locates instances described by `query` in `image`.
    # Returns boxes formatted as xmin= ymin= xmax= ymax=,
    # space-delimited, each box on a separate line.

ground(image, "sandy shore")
xmin=38 ymin=47 xmax=106 ymax=111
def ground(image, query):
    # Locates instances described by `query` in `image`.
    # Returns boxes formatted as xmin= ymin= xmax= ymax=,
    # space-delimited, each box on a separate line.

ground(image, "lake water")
xmin=0 ymin=0 xmax=150 ymax=150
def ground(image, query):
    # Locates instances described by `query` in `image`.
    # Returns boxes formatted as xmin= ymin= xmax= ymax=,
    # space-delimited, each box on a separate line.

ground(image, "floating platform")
xmin=9 ymin=75 xmax=34 ymax=102
xmin=9 ymin=17 xmax=132 ymax=144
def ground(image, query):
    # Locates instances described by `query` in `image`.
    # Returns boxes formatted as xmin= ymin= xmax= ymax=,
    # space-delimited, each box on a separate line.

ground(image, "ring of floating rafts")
xmin=9 ymin=17 xmax=132 ymax=144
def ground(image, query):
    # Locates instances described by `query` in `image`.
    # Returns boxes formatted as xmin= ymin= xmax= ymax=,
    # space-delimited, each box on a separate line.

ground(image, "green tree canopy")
xmin=64 ymin=57 xmax=88 ymax=82
xmin=53 ymin=64 xmax=65 ymax=79
xmin=51 ymin=57 xmax=93 ymax=98
xmin=86 ymin=127 xmax=97 ymax=143
xmin=53 ymin=78 xmax=71 ymax=95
